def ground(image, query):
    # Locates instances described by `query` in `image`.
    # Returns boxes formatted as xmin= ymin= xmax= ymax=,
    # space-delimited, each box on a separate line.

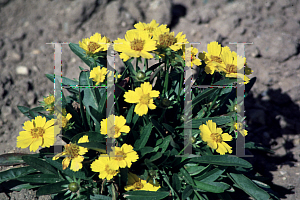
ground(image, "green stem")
xmin=177 ymin=70 xmax=184 ymax=102
xmin=161 ymin=169 xmax=180 ymax=199
xmin=177 ymin=141 xmax=191 ymax=156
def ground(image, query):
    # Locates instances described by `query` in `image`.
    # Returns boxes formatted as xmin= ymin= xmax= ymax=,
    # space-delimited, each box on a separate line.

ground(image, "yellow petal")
xmin=23 ymin=120 xmax=34 ymax=131
xmin=78 ymin=135 xmax=89 ymax=143
xmin=35 ymin=116 xmax=46 ymax=127
xmin=221 ymin=133 xmax=232 ymax=141
xmin=70 ymin=156 xmax=84 ymax=171
xmin=124 ymin=90 xmax=140 ymax=103
xmin=134 ymin=103 xmax=148 ymax=116
xmin=29 ymin=137 xmax=43 ymax=152
xmin=62 ymin=157 xmax=71 ymax=170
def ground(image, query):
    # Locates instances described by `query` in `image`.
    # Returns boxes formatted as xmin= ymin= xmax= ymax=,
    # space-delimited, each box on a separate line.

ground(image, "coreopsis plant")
xmin=0 ymin=20 xmax=280 ymax=200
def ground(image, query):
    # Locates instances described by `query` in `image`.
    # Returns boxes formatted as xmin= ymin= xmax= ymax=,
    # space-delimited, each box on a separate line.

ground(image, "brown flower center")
xmin=210 ymin=55 xmax=222 ymax=63
xmin=114 ymin=151 xmax=125 ymax=161
xmin=31 ymin=127 xmax=45 ymax=138
xmin=131 ymin=39 xmax=145 ymax=51
xmin=133 ymin=182 xmax=144 ymax=190
xmin=210 ymin=132 xmax=223 ymax=143
xmin=105 ymin=164 xmax=117 ymax=175
xmin=226 ymin=64 xmax=237 ymax=73
xmin=158 ymin=33 xmax=175 ymax=47
xmin=88 ymin=41 xmax=100 ymax=53
xmin=108 ymin=126 xmax=120 ymax=137
xmin=64 ymin=143 xmax=80 ymax=159
xmin=140 ymin=94 xmax=151 ymax=105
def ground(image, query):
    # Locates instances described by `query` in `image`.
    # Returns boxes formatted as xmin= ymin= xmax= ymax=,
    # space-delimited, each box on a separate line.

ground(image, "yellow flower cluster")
xmin=199 ymin=41 xmax=252 ymax=84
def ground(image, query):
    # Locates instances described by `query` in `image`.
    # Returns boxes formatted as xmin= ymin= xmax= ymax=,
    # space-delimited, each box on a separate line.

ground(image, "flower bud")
xmin=234 ymin=104 xmax=242 ymax=113
xmin=136 ymin=71 xmax=146 ymax=80
xmin=190 ymin=136 xmax=196 ymax=144
xmin=161 ymin=98 xmax=171 ymax=107
xmin=68 ymin=182 xmax=79 ymax=192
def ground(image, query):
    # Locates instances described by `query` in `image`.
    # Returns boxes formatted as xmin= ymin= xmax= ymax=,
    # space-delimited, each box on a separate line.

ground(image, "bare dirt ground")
xmin=0 ymin=0 xmax=300 ymax=199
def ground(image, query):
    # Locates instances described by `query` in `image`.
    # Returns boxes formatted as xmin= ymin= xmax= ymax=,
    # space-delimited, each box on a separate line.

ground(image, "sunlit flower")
xmin=220 ymin=48 xmax=250 ymax=84
xmin=234 ymin=122 xmax=248 ymax=137
xmin=42 ymin=94 xmax=55 ymax=114
xmin=199 ymin=120 xmax=233 ymax=155
xmin=56 ymin=113 xmax=72 ymax=129
xmin=198 ymin=41 xmax=226 ymax=75
xmin=89 ymin=66 xmax=107 ymax=85
xmin=125 ymin=172 xmax=160 ymax=191
xmin=124 ymin=82 xmax=159 ymax=116
xmin=134 ymin=19 xmax=160 ymax=37
xmin=79 ymin=33 xmax=110 ymax=55
xmin=100 ymin=115 xmax=130 ymax=138
xmin=90 ymin=155 xmax=119 ymax=180
xmin=114 ymin=30 xmax=157 ymax=61
xmin=153 ymin=26 xmax=188 ymax=51
xmin=110 ymin=144 xmax=139 ymax=168
xmin=182 ymin=45 xmax=202 ymax=67
xmin=52 ymin=135 xmax=89 ymax=172
xmin=17 ymin=116 xmax=58 ymax=152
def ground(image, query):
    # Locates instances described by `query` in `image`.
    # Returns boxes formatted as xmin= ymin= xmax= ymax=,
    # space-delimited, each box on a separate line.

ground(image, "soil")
xmin=0 ymin=0 xmax=300 ymax=199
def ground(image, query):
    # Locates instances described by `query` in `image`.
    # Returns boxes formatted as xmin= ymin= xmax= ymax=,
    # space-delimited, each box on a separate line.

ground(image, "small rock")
xmin=279 ymin=170 xmax=287 ymax=176
xmin=1 ymin=106 xmax=12 ymax=119
xmin=7 ymin=51 xmax=22 ymax=62
xmin=251 ymin=47 xmax=261 ymax=58
xmin=31 ymin=49 xmax=40 ymax=55
xmin=16 ymin=66 xmax=29 ymax=75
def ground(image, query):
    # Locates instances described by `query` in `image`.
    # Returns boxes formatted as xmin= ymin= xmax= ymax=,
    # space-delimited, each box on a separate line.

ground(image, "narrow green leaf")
xmin=36 ymin=180 xmax=69 ymax=196
xmin=77 ymin=142 xmax=107 ymax=153
xmin=149 ymin=152 xmax=162 ymax=162
xmin=124 ymin=191 xmax=169 ymax=200
xmin=182 ymin=185 xmax=193 ymax=199
xmin=45 ymin=157 xmax=86 ymax=179
xmin=139 ymin=147 xmax=154 ymax=157
xmin=134 ymin=123 xmax=152 ymax=150
xmin=159 ymin=135 xmax=171 ymax=154
xmin=126 ymin=105 xmax=134 ymax=124
xmin=69 ymin=43 xmax=94 ymax=68
xmin=22 ymin=156 xmax=58 ymax=175
xmin=177 ymin=116 xmax=231 ymax=129
xmin=10 ymin=183 xmax=42 ymax=191
xmin=0 ymin=166 xmax=37 ymax=184
xmin=191 ymin=88 xmax=218 ymax=107
xmin=229 ymin=173 xmax=270 ymax=200
xmin=0 ymin=153 xmax=26 ymax=166
xmin=190 ymin=155 xmax=252 ymax=168
xmin=180 ymin=167 xmax=195 ymax=186
xmin=17 ymin=174 xmax=63 ymax=183
xmin=45 ymin=74 xmax=79 ymax=86
xmin=150 ymin=118 xmax=165 ymax=138
xmin=172 ymin=173 xmax=181 ymax=192
xmin=194 ymin=180 xmax=225 ymax=193
xmin=196 ymin=167 xmax=226 ymax=182
xmin=90 ymin=194 xmax=113 ymax=200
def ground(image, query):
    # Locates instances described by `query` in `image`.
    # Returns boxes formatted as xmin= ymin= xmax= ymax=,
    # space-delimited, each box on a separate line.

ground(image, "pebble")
xmin=16 ymin=66 xmax=29 ymax=75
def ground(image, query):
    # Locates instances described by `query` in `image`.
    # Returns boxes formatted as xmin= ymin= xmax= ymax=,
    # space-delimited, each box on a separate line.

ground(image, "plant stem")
xmin=163 ymin=55 xmax=169 ymax=97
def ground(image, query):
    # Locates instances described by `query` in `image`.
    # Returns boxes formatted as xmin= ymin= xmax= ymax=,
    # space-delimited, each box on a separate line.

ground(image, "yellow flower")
xmin=182 ymin=46 xmax=202 ymax=67
xmin=110 ymin=144 xmax=139 ymax=168
xmin=234 ymin=122 xmax=248 ymax=137
xmin=17 ymin=116 xmax=58 ymax=152
xmin=79 ymin=33 xmax=110 ymax=55
xmin=100 ymin=115 xmax=130 ymax=138
xmin=220 ymin=48 xmax=250 ymax=84
xmin=134 ymin=19 xmax=160 ymax=37
xmin=114 ymin=30 xmax=157 ymax=61
xmin=52 ymin=135 xmax=89 ymax=172
xmin=44 ymin=94 xmax=55 ymax=105
xmin=124 ymin=82 xmax=159 ymax=116
xmin=153 ymin=25 xmax=188 ymax=51
xmin=199 ymin=120 xmax=233 ymax=155
xmin=244 ymin=57 xmax=253 ymax=75
xmin=89 ymin=66 xmax=107 ymax=85
xmin=90 ymin=155 xmax=119 ymax=180
xmin=57 ymin=113 xmax=72 ymax=129
xmin=198 ymin=41 xmax=226 ymax=75
xmin=125 ymin=172 xmax=160 ymax=191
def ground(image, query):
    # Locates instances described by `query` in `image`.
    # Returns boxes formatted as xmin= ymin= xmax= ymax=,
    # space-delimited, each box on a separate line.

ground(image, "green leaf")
xmin=194 ymin=180 xmax=225 ymax=193
xmin=134 ymin=123 xmax=152 ymax=150
xmin=186 ymin=164 xmax=210 ymax=176
xmin=139 ymin=147 xmax=154 ymax=157
xmin=212 ymin=78 xmax=237 ymax=86
xmin=191 ymin=88 xmax=218 ymax=107
xmin=17 ymin=174 xmax=63 ymax=183
xmin=77 ymin=142 xmax=107 ymax=153
xmin=69 ymin=43 xmax=94 ymax=68
xmin=196 ymin=167 xmax=226 ymax=182
xmin=229 ymin=172 xmax=270 ymax=200
xmin=45 ymin=157 xmax=86 ymax=179
xmin=149 ymin=152 xmax=162 ymax=162
xmin=182 ymin=185 xmax=193 ymax=199
xmin=124 ymin=191 xmax=169 ymax=200
xmin=177 ymin=116 xmax=231 ymax=129
xmin=162 ymin=123 xmax=175 ymax=135
xmin=0 ymin=166 xmax=37 ymax=184
xmin=245 ymin=142 xmax=274 ymax=154
xmin=150 ymin=118 xmax=165 ymax=138
xmin=0 ymin=153 xmax=26 ymax=166
xmin=90 ymin=194 xmax=113 ymax=200
xmin=180 ymin=167 xmax=195 ymax=186
xmin=36 ymin=180 xmax=69 ymax=196
xmin=172 ymin=173 xmax=181 ymax=192
xmin=45 ymin=74 xmax=79 ymax=86
xmin=10 ymin=183 xmax=42 ymax=191
xmin=22 ymin=156 xmax=58 ymax=175
xmin=190 ymin=155 xmax=252 ymax=168
xmin=126 ymin=105 xmax=134 ymax=124
xmin=159 ymin=135 xmax=171 ymax=154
